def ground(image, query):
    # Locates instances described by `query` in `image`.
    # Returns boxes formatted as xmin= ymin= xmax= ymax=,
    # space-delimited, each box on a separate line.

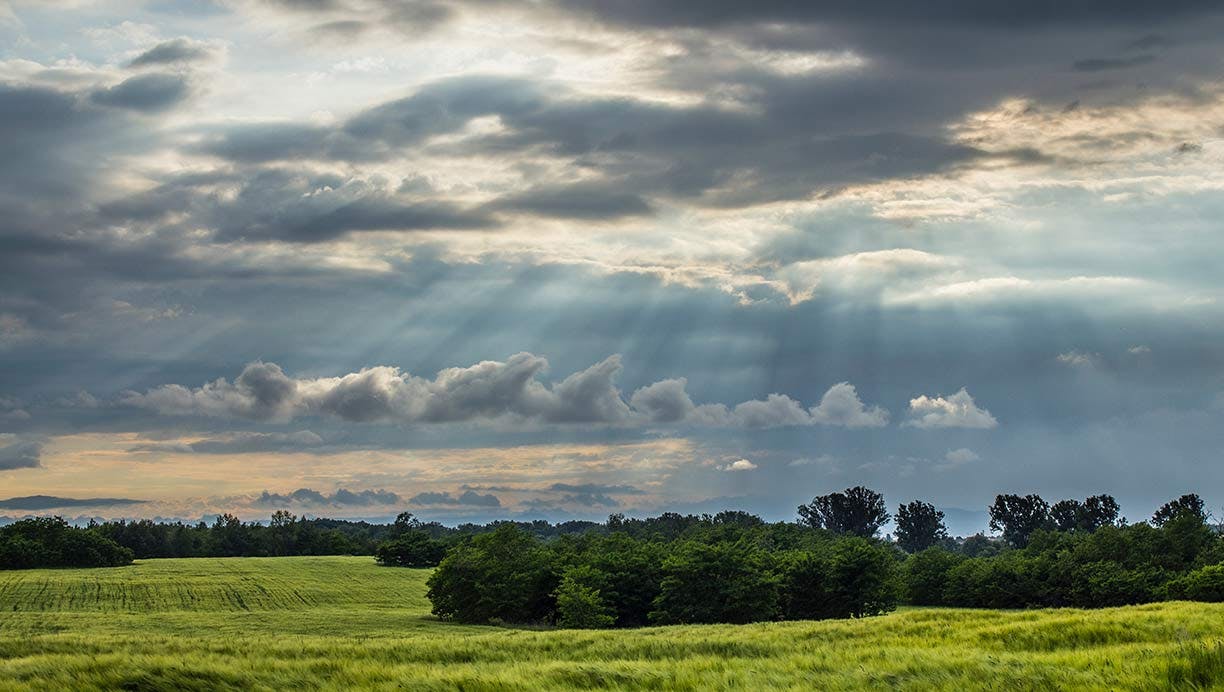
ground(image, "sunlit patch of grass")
xmin=1 ymin=557 xmax=1223 ymax=690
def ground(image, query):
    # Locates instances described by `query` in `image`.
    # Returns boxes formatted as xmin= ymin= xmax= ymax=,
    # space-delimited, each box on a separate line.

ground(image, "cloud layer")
xmin=121 ymin=353 xmax=897 ymax=429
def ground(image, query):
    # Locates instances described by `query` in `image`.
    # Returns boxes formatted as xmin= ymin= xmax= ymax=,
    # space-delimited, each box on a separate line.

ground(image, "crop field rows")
xmin=1 ymin=557 xmax=1222 ymax=690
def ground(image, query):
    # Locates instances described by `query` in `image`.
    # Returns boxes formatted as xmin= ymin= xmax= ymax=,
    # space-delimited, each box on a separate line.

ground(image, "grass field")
xmin=1 ymin=557 xmax=1222 ymax=690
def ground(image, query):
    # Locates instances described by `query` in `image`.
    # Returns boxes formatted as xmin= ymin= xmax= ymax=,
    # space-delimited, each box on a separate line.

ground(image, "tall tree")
xmin=1081 ymin=494 xmax=1122 ymax=530
xmin=798 ymin=486 xmax=890 ymax=538
xmin=1050 ymin=499 xmax=1083 ymax=532
xmin=894 ymin=501 xmax=948 ymax=552
xmin=988 ymin=494 xmax=1050 ymax=547
xmin=1152 ymin=494 xmax=1207 ymax=527
xmin=1052 ymin=495 xmax=1121 ymax=532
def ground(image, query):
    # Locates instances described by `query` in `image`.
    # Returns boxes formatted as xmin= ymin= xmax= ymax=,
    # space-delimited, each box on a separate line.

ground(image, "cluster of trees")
xmin=0 ymin=509 xmax=606 ymax=569
xmin=418 ymin=488 xmax=1223 ymax=628
xmin=902 ymin=492 xmax=1222 ymax=608
xmin=89 ymin=512 xmax=419 ymax=559
xmin=425 ymin=518 xmax=900 ymax=628
xmin=0 ymin=517 xmax=133 ymax=569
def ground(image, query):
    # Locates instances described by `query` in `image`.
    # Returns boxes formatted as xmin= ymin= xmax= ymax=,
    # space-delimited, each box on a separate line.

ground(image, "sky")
xmin=1 ymin=0 xmax=1223 ymax=533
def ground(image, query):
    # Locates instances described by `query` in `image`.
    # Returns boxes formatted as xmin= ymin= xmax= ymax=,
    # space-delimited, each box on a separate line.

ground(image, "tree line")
xmin=4 ymin=488 xmax=1222 ymax=624
xmin=0 ymin=517 xmax=134 ymax=569
xmin=0 ymin=510 xmax=604 ymax=569
xmin=417 ymin=489 xmax=1223 ymax=628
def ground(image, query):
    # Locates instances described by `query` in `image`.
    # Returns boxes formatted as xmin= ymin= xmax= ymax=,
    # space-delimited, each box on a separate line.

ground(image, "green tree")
xmin=1051 ymin=495 xmax=1121 ymax=532
xmin=426 ymin=524 xmax=556 ymax=624
xmin=798 ymin=486 xmax=890 ymax=537
xmin=895 ymin=501 xmax=947 ymax=553
xmin=649 ymin=539 xmax=779 ymax=624
xmin=555 ymin=566 xmax=615 ymax=629
xmin=989 ymin=494 xmax=1051 ymax=547
xmin=1152 ymin=494 xmax=1207 ymax=527
xmin=375 ymin=531 xmax=446 ymax=567
xmin=903 ymin=547 xmax=963 ymax=605
xmin=824 ymin=538 xmax=900 ymax=618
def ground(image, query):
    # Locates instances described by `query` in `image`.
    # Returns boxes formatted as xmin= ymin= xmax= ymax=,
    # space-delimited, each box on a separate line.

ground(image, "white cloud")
xmin=1056 ymin=351 xmax=1097 ymax=367
xmin=719 ymin=458 xmax=757 ymax=472
xmin=777 ymin=248 xmax=956 ymax=303
xmin=886 ymin=276 xmax=1155 ymax=307
xmin=808 ymin=382 xmax=889 ymax=428
xmin=121 ymin=354 xmax=890 ymax=431
xmin=1128 ymin=345 xmax=1152 ymax=355
xmin=904 ymin=388 xmax=998 ymax=429
xmin=940 ymin=448 xmax=979 ymax=462
xmin=788 ymin=454 xmax=839 ymax=471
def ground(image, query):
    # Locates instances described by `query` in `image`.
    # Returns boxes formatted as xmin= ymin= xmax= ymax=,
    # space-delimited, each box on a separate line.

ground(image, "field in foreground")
xmin=1 ymin=557 xmax=1222 ymax=690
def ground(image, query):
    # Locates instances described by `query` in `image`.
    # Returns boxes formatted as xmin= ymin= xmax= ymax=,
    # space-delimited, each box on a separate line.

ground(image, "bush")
xmin=426 ymin=524 xmax=557 ymax=624
xmin=649 ymin=539 xmax=779 ymax=625
xmin=1166 ymin=565 xmax=1224 ymax=602
xmin=560 ymin=533 xmax=664 ymax=627
xmin=555 ymin=567 xmax=615 ymax=629
xmin=778 ymin=550 xmax=831 ymax=619
xmin=823 ymin=538 xmax=900 ymax=618
xmin=375 ymin=532 xmax=447 ymax=568
xmin=903 ymin=547 xmax=963 ymax=606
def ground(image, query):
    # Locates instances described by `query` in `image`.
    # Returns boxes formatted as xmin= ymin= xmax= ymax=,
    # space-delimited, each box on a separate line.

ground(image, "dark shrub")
xmin=649 ymin=539 xmax=779 ymax=624
xmin=375 ymin=531 xmax=447 ymax=568
xmin=903 ymin=547 xmax=964 ymax=606
xmin=426 ymin=524 xmax=556 ymax=624
xmin=1166 ymin=565 xmax=1224 ymax=602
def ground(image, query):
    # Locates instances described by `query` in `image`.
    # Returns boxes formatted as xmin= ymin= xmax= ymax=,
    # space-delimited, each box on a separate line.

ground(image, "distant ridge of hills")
xmin=0 ymin=495 xmax=147 ymax=510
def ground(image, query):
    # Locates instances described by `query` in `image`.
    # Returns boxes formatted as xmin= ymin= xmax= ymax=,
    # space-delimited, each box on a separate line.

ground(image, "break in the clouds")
xmin=2 ymin=0 xmax=1224 ymax=522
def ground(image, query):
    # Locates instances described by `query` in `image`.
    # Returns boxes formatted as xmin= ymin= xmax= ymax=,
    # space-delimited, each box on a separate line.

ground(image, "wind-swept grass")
xmin=1 ymin=556 xmax=1221 ymax=690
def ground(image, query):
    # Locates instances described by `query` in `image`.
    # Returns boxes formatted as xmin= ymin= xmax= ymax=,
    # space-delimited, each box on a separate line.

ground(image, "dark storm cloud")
xmin=0 ymin=438 xmax=42 ymax=471
xmin=0 ymin=84 xmax=136 ymax=199
xmin=559 ymin=492 xmax=621 ymax=507
xmin=216 ymin=195 xmax=496 ymax=242
xmin=256 ymin=0 xmax=1218 ymax=30
xmin=547 ymin=0 xmax=1218 ymax=30
xmin=547 ymin=483 xmax=646 ymax=495
xmin=265 ymin=0 xmax=341 ymax=11
xmin=90 ymin=73 xmax=192 ymax=113
xmin=0 ymin=495 xmax=147 ymax=510
xmin=129 ymin=431 xmax=326 ymax=454
xmin=128 ymin=38 xmax=222 ymax=67
xmin=89 ymin=165 xmax=495 ymax=243
xmin=410 ymin=490 xmax=501 ymax=507
xmin=253 ymin=487 xmax=401 ymax=506
xmin=488 ymin=182 xmax=653 ymax=221
xmin=1072 ymin=54 xmax=1157 ymax=72
xmin=197 ymin=74 xmax=983 ymax=212
xmin=309 ymin=19 xmax=370 ymax=39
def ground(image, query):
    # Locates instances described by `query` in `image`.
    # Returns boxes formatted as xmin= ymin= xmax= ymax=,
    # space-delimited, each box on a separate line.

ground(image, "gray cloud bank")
xmin=253 ymin=488 xmax=401 ymax=507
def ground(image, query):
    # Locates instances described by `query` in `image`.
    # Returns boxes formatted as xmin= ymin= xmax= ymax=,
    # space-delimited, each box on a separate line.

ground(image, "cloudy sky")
xmin=2 ymin=0 xmax=1223 ymax=531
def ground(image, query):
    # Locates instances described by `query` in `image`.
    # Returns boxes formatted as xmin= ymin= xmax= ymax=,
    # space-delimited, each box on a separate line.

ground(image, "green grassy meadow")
xmin=1 ymin=556 xmax=1222 ymax=690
